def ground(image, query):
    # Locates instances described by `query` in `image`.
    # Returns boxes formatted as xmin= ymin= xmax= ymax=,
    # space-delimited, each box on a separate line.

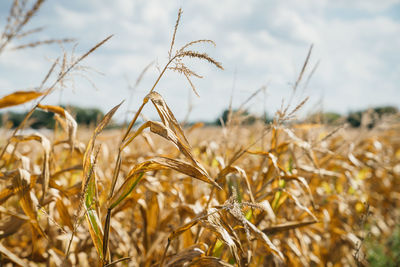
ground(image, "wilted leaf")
xmin=283 ymin=189 xmax=317 ymax=221
xmin=245 ymin=219 xmax=284 ymax=260
xmin=0 ymin=216 xmax=26 ymax=239
xmin=85 ymin=101 xmax=123 ymax=211
xmin=38 ymin=104 xmax=77 ymax=149
xmin=282 ymin=175 xmax=315 ymax=207
xmin=0 ymin=243 xmax=29 ymax=266
xmin=0 ymin=90 xmax=43 ymax=109
xmin=217 ymin=165 xmax=255 ymax=203
xmin=82 ymin=156 xmax=104 ymax=260
xmin=262 ymin=220 xmax=317 ymax=235
xmin=145 ymin=91 xmax=190 ymax=145
xmin=11 ymin=133 xmax=51 ymax=200
xmin=81 ymin=103 xmax=122 ymax=260
xmin=190 ymin=256 xmax=234 ymax=267
xmin=55 ymin=199 xmax=74 ymax=230
xmin=205 ymin=208 xmax=241 ymax=265
xmin=165 ymin=244 xmax=206 ymax=266
xmin=110 ymin=157 xmax=220 ymax=209
xmin=37 ymin=104 xmax=65 ymax=116
xmin=108 ymin=172 xmax=144 ymax=210
xmin=84 ymin=102 xmax=123 ymax=180
xmin=15 ymin=169 xmax=46 ymax=238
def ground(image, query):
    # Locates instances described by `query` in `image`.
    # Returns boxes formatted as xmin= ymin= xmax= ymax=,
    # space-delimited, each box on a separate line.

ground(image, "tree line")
xmin=215 ymin=105 xmax=399 ymax=128
xmin=0 ymin=106 xmax=104 ymax=129
xmin=0 ymin=105 xmax=398 ymax=129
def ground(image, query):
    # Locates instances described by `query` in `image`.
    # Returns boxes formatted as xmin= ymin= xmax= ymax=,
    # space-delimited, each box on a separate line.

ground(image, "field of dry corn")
xmin=1 ymin=118 xmax=400 ymax=267
xmin=1 ymin=1 xmax=400 ymax=266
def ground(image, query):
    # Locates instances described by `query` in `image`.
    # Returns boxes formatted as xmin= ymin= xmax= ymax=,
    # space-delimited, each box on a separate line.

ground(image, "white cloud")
xmin=0 ymin=0 xmax=399 ymax=121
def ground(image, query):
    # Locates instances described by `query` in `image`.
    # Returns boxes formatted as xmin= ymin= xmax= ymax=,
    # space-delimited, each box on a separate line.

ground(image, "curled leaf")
xmin=38 ymin=104 xmax=77 ymax=149
xmin=0 ymin=90 xmax=43 ymax=109
xmin=110 ymin=156 xmax=220 ymax=210
xmin=11 ymin=133 xmax=51 ymax=200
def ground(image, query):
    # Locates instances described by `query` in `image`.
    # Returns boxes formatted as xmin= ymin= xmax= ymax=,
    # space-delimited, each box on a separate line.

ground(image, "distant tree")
xmin=30 ymin=110 xmax=55 ymax=129
xmin=307 ymin=112 xmax=342 ymax=125
xmin=373 ymin=106 xmax=398 ymax=117
xmin=263 ymin=111 xmax=273 ymax=124
xmin=216 ymin=109 xmax=259 ymax=126
xmin=347 ymin=105 xmax=398 ymax=128
xmin=216 ymin=109 xmax=230 ymax=125
xmin=7 ymin=112 xmax=27 ymax=128
xmin=347 ymin=111 xmax=363 ymax=127
xmin=68 ymin=106 xmax=104 ymax=126
xmin=0 ymin=106 xmax=105 ymax=129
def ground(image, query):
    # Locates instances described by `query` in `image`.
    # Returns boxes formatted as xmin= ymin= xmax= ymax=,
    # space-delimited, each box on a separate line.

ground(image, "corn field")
xmin=0 ymin=1 xmax=399 ymax=266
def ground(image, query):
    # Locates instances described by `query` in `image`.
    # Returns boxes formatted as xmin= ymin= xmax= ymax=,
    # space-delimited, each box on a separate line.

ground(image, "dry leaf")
xmin=0 ymin=90 xmax=43 ymax=109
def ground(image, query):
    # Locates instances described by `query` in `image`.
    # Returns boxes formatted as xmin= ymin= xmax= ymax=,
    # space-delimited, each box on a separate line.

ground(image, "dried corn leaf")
xmin=110 ymin=157 xmax=219 ymax=209
xmin=169 ymin=219 xmax=200 ymax=241
xmin=259 ymin=200 xmax=277 ymax=222
xmin=187 ymin=122 xmax=204 ymax=134
xmin=0 ymin=171 xmax=37 ymax=205
xmin=121 ymin=121 xmax=152 ymax=149
xmin=123 ymin=121 xmax=218 ymax=187
xmin=109 ymin=172 xmax=144 ymax=210
xmin=206 ymin=209 xmax=241 ymax=265
xmin=84 ymin=162 xmax=104 ymax=260
xmin=165 ymin=244 xmax=206 ymax=267
xmin=38 ymin=104 xmax=77 ymax=149
xmin=149 ymin=122 xmax=214 ymax=183
xmin=37 ymin=104 xmax=65 ymax=115
xmin=168 ymin=208 xmax=223 ymax=241
xmin=245 ymin=219 xmax=284 ymax=260
xmin=84 ymin=102 xmax=122 ymax=185
xmin=84 ymin=102 xmax=122 ymax=205
xmin=0 ymin=90 xmax=43 ymax=109
xmin=81 ymin=103 xmax=122 ymax=260
xmin=284 ymin=189 xmax=317 ymax=221
xmin=282 ymin=127 xmax=320 ymax=167
xmin=190 ymin=256 xmax=234 ymax=267
xmin=16 ymin=169 xmax=46 ymax=238
xmin=145 ymin=91 xmax=190 ymax=145
xmin=0 ymin=216 xmax=26 ymax=239
xmin=282 ymin=175 xmax=315 ymax=207
xmin=217 ymin=165 xmax=255 ymax=203
xmin=11 ymin=133 xmax=51 ymax=200
xmin=0 ymin=243 xmax=29 ymax=266
xmin=124 ymin=121 xmax=194 ymax=163
xmin=0 ymin=186 xmax=14 ymax=205
xmin=247 ymin=150 xmax=284 ymax=172
xmin=55 ymin=198 xmax=73 ymax=230
xmin=262 ymin=220 xmax=317 ymax=235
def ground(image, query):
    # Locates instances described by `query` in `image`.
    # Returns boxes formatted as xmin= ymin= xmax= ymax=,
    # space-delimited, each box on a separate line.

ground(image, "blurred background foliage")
xmin=1 ymin=105 xmax=398 ymax=129
xmin=0 ymin=106 xmax=104 ymax=129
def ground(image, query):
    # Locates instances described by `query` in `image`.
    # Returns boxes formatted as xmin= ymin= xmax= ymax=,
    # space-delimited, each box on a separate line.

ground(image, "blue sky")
xmin=0 ymin=0 xmax=399 ymax=122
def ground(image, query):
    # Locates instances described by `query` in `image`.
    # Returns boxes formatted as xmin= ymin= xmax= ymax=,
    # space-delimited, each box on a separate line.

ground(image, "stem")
xmin=0 ymin=36 xmax=112 ymax=164
xmin=107 ymin=149 xmax=122 ymax=200
xmin=194 ymin=186 xmax=216 ymax=243
xmin=108 ymin=55 xmax=176 ymax=199
xmin=103 ymin=54 xmax=177 ymax=263
xmin=102 ymin=208 xmax=112 ymax=266
xmin=160 ymin=239 xmax=171 ymax=267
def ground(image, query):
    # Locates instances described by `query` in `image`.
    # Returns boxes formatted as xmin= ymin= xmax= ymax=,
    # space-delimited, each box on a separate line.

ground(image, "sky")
xmin=0 ymin=0 xmax=399 ymax=122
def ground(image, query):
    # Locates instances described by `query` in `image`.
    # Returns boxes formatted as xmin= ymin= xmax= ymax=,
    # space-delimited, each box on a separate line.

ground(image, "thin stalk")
xmin=102 ymin=208 xmax=112 ymax=265
xmin=0 ymin=35 xmax=112 ymax=164
xmin=103 ymin=55 xmax=177 ymax=264
xmin=160 ymin=239 xmax=171 ymax=267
